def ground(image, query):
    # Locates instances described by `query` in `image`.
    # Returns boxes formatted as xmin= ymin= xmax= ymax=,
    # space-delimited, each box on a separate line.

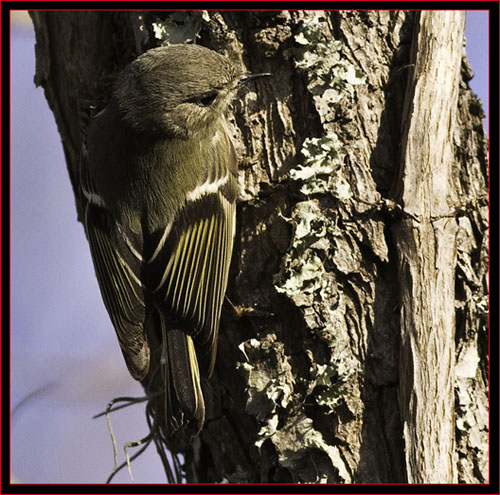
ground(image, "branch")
xmin=394 ymin=11 xmax=465 ymax=483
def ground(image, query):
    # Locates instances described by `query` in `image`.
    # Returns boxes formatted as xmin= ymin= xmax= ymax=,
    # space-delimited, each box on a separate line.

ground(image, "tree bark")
xmin=30 ymin=10 xmax=488 ymax=483
xmin=394 ymin=11 xmax=463 ymax=483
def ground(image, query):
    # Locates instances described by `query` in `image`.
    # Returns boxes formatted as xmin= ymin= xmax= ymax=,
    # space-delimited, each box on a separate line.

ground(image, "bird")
xmin=79 ymin=43 xmax=268 ymax=446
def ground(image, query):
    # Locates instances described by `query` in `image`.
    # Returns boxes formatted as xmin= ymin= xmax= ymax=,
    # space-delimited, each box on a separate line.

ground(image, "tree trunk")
xmin=395 ymin=11 xmax=462 ymax=483
xmin=30 ymin=10 xmax=488 ymax=483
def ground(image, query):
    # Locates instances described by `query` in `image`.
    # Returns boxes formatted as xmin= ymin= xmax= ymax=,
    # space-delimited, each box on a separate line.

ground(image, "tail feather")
xmin=163 ymin=326 xmax=205 ymax=440
xmin=167 ymin=330 xmax=204 ymax=419
xmin=142 ymin=312 xmax=206 ymax=446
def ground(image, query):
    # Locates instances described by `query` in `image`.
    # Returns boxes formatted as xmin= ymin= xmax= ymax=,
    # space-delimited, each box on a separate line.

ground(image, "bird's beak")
xmin=239 ymin=72 xmax=272 ymax=85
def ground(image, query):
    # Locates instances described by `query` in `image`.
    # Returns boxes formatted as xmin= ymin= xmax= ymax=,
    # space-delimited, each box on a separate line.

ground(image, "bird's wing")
xmin=144 ymin=150 xmax=238 ymax=375
xmin=80 ymin=148 xmax=150 ymax=380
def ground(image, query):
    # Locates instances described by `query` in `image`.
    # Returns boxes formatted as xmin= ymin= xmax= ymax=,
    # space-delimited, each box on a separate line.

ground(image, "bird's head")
xmin=113 ymin=44 xmax=243 ymax=138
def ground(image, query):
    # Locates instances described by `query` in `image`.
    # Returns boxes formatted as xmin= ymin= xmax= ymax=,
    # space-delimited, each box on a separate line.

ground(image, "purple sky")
xmin=10 ymin=11 xmax=489 ymax=483
xmin=465 ymin=10 xmax=489 ymax=131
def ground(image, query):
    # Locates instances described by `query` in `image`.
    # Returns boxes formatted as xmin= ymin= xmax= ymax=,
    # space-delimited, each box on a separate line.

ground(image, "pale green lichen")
xmin=294 ymin=202 xmax=327 ymax=241
xmin=275 ymin=201 xmax=340 ymax=305
xmin=285 ymin=201 xmax=332 ymax=243
xmin=473 ymin=293 xmax=489 ymax=315
xmin=275 ymin=200 xmax=359 ymax=417
xmin=275 ymin=166 xmax=360 ymax=414
xmin=455 ymin=344 xmax=480 ymax=380
xmin=270 ymin=412 xmax=351 ymax=482
xmin=241 ymin=13 xmax=367 ymax=479
xmin=276 ymin=253 xmax=324 ymax=299
xmin=288 ymin=13 xmax=366 ymax=201
xmin=237 ymin=337 xmax=294 ymax=431
xmin=293 ymin=13 xmax=365 ymax=100
xmin=291 ymin=135 xmax=352 ymax=199
xmin=255 ymin=414 xmax=279 ymax=448
xmin=237 ymin=336 xmax=297 ymax=454
xmin=310 ymin=354 xmax=359 ymax=410
xmin=152 ymin=12 xmax=203 ymax=45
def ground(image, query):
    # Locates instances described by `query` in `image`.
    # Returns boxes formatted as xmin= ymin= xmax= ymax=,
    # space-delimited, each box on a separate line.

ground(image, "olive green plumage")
xmin=80 ymin=44 xmax=242 ymax=443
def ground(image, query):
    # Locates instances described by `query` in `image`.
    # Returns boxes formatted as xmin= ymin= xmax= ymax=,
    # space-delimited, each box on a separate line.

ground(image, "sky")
xmin=464 ymin=10 xmax=489 ymax=130
xmin=10 ymin=11 xmax=489 ymax=484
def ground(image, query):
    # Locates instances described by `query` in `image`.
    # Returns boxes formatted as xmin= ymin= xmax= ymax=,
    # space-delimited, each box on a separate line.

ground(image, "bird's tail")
xmin=156 ymin=314 xmax=205 ymax=444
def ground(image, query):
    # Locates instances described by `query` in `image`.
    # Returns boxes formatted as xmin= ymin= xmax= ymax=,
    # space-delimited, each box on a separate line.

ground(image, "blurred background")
xmin=10 ymin=10 xmax=489 ymax=483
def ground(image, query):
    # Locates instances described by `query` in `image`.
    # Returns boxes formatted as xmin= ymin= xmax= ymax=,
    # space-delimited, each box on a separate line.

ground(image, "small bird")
xmin=79 ymin=44 xmax=268 ymax=445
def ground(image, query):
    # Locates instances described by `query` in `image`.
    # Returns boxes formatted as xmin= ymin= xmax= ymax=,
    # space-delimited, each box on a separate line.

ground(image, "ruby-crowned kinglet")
xmin=79 ymin=44 xmax=269 ymax=444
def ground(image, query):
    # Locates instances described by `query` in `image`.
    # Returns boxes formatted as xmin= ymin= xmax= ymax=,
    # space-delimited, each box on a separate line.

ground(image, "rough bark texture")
xmin=29 ymin=10 xmax=488 ymax=483
xmin=394 ymin=11 xmax=463 ymax=483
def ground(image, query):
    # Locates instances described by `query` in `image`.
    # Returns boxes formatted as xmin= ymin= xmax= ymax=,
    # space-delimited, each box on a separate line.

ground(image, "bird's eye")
xmin=190 ymin=92 xmax=218 ymax=107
